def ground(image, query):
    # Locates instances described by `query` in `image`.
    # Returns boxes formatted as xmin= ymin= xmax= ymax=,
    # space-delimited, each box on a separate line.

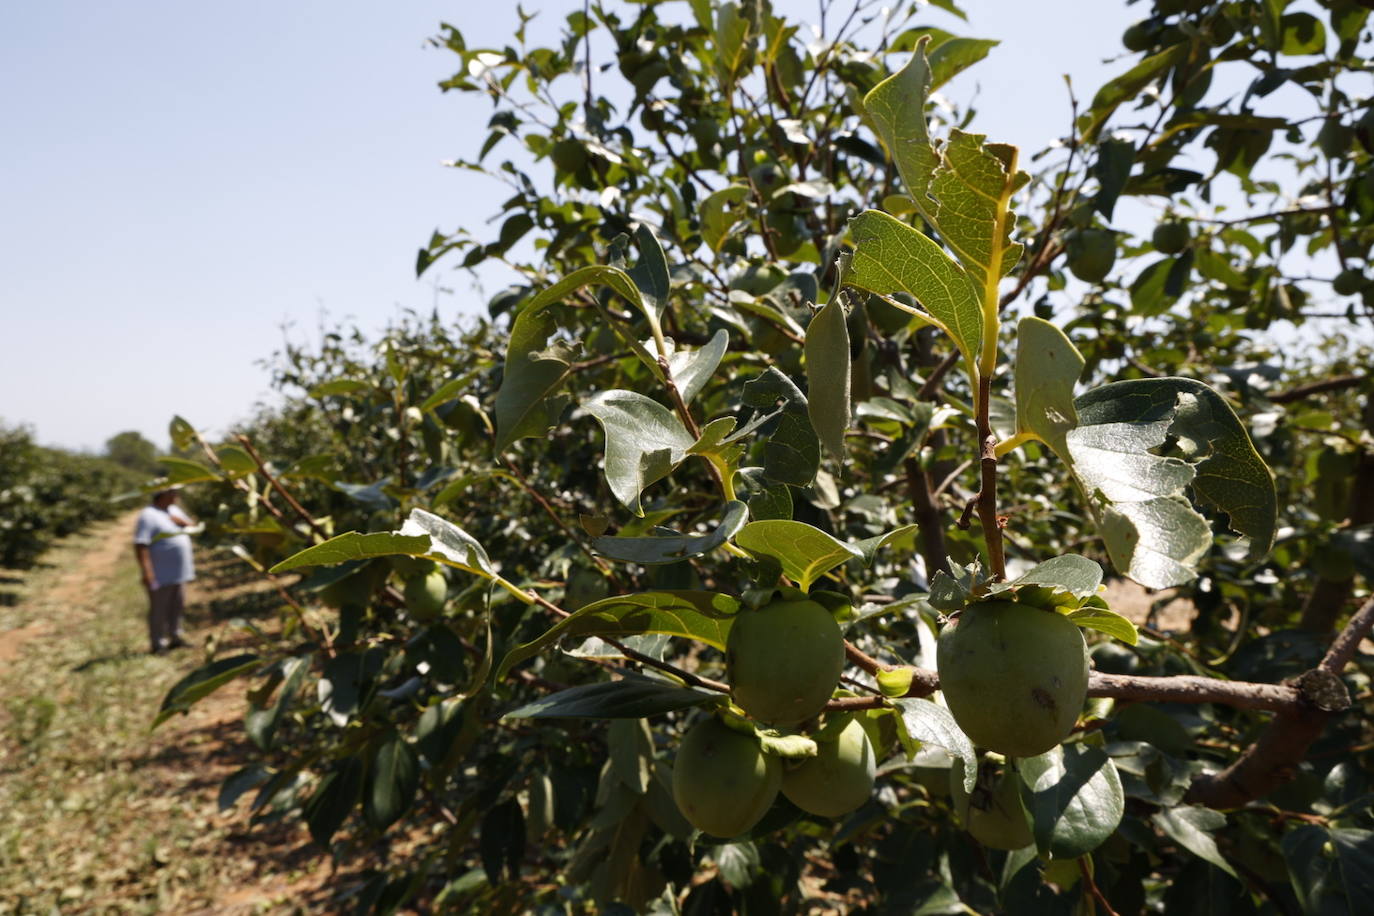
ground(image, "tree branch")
xmin=828 ymin=649 xmax=1368 ymax=717
xmin=1268 ymin=373 xmax=1366 ymax=404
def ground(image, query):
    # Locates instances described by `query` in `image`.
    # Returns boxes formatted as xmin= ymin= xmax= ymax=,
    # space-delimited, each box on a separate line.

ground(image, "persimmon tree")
xmin=161 ymin=1 xmax=1373 ymax=912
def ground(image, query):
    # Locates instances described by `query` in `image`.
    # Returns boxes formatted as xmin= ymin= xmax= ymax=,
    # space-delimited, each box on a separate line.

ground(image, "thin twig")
xmin=236 ymin=435 xmax=329 ymax=542
xmin=1268 ymin=373 xmax=1366 ymax=404
xmin=502 ymin=457 xmax=623 ymax=587
xmin=1081 ymin=858 xmax=1123 ymax=916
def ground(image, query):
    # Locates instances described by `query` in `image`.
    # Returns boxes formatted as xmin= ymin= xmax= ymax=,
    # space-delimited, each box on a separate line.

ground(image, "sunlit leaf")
xmin=583 ymin=389 xmax=696 ymax=515
xmin=847 ymin=210 xmax=983 ymax=367
xmin=891 ymin=698 xmax=977 ymax=793
xmin=733 ymin=519 xmax=863 ymax=591
xmin=1014 ymin=317 xmax=1084 ymax=457
xmin=1020 ymin=744 xmax=1124 ymax=858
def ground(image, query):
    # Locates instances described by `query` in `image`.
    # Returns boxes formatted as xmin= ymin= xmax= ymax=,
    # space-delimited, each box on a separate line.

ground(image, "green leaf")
xmin=160 ymin=456 xmax=222 ymax=485
xmin=1282 ymin=826 xmax=1374 ymax=913
xmin=928 ymin=128 xmax=1026 ymax=294
xmin=668 ymin=329 xmax=729 ymax=406
xmin=1280 ymin=12 xmax=1326 ymax=55
xmin=268 ymin=531 xmax=434 ymax=575
xmin=610 ymin=717 xmax=654 ymax=794
xmin=1065 ymin=604 xmax=1140 ymax=645
xmin=218 ymin=765 xmax=270 ymax=811
xmin=740 ymin=369 xmax=820 ymax=487
xmin=366 ymin=731 xmax=419 ymax=831
xmin=215 ymin=445 xmax=258 ymax=478
xmin=890 ymin=698 xmax=977 ymax=794
xmin=1019 ymin=555 xmax=1103 ymax=598
xmin=494 ymin=265 xmax=645 ymax=451
xmin=1013 ymin=317 xmax=1084 ymax=457
xmin=755 ymin=730 xmax=818 ymax=759
xmin=583 ymin=390 xmax=696 ymax=515
xmin=504 ymin=676 xmax=721 ymax=719
xmin=399 ymin=508 xmax=498 ymax=579
xmin=927 ymin=37 xmax=998 ymax=89
xmin=594 ymin=501 xmax=748 ymax=565
xmin=864 ymin=38 xmax=940 ymax=221
xmin=1076 ymin=378 xmax=1277 ymax=561
xmin=1066 ymin=415 xmax=1209 ymax=589
xmin=496 ymin=590 xmax=742 ymax=679
xmin=628 ymin=224 xmax=670 ymax=327
xmin=701 ymin=185 xmax=751 ymax=253
xmin=733 ymin=519 xmax=864 ymax=591
xmin=305 ymin=757 xmax=364 ymax=847
xmin=847 ymin=209 xmax=983 ymax=368
xmin=168 ymin=415 xmax=198 ymax=450
xmin=805 ymin=298 xmax=851 ymax=460
xmin=1093 ymin=138 xmax=1135 ymax=220
xmin=1083 ymin=43 xmax=1190 ymax=142
xmin=851 ymin=524 xmax=919 ymax=565
xmin=1129 ymin=257 xmax=1182 ymax=317
xmin=419 ymin=371 xmax=481 ymax=412
xmin=245 ymin=655 xmax=311 ymax=751
xmin=154 ymin=654 xmax=262 ymax=728
xmin=1152 ymin=806 xmax=1237 ymax=879
xmin=1019 ymin=744 xmax=1124 ymax=858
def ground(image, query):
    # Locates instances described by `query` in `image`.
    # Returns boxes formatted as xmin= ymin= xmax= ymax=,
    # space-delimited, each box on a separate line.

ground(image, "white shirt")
xmin=134 ymin=504 xmax=195 ymax=587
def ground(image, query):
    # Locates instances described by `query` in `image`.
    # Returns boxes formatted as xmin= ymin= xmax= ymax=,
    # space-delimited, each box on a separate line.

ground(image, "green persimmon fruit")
xmin=388 ymin=555 xmax=437 ymax=577
xmin=1122 ymin=21 xmax=1153 ymax=52
xmin=404 ymin=568 xmax=448 ymax=621
xmin=950 ymin=758 xmax=1034 ymax=850
xmin=672 ymin=718 xmax=781 ymax=837
xmin=319 ymin=565 xmax=382 ymax=609
xmin=781 ymin=719 xmax=876 ymax=818
xmin=730 ymin=263 xmax=788 ymax=296
xmin=727 ymin=598 xmax=845 ymax=727
xmin=550 ymin=138 xmax=587 ymax=174
xmin=910 ymin=745 xmax=953 ymax=798
xmin=1317 ymin=118 xmax=1352 ymax=159
xmin=936 ymin=600 xmax=1089 ymax=758
xmin=1152 ymin=221 xmax=1191 ymax=254
xmin=1065 ymin=229 xmax=1116 ymax=283
xmin=1333 ymin=268 xmax=1366 ymax=297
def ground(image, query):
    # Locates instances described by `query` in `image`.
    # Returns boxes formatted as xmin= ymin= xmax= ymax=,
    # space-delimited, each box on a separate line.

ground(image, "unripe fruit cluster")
xmin=670 ymin=597 xmax=877 ymax=836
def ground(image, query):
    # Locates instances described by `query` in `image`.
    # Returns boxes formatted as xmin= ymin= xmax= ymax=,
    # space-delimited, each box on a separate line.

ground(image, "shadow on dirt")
xmin=71 ymin=648 xmax=159 ymax=672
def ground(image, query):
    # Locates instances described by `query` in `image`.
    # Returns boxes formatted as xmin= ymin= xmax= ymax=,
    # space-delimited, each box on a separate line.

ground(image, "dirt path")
xmin=0 ymin=514 xmax=334 ymax=914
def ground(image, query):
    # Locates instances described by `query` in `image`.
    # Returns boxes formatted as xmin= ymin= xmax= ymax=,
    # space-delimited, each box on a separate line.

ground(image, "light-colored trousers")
xmin=148 ymin=583 xmax=186 ymax=650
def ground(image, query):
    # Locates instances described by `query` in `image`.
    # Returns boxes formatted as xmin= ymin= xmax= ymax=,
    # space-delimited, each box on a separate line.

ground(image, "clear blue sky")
xmin=2 ymin=1 xmax=1138 ymax=452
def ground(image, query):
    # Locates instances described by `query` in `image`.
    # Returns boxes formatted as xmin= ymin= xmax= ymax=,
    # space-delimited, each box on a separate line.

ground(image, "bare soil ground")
xmin=0 ymin=513 xmax=337 ymax=914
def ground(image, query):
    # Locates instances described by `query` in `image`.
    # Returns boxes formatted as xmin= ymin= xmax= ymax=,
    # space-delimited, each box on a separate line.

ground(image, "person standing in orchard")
xmin=133 ymin=485 xmax=196 ymax=654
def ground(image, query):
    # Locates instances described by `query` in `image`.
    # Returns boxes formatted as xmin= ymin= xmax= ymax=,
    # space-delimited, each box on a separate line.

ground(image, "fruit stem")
xmin=974 ymin=373 xmax=1008 ymax=580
